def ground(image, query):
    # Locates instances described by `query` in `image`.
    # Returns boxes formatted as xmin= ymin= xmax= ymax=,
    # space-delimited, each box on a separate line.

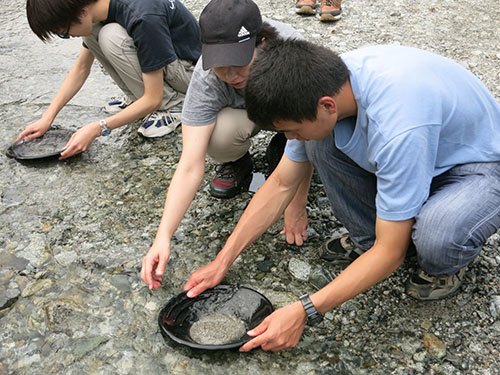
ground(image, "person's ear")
xmin=81 ymin=6 xmax=89 ymax=18
xmin=318 ymin=96 xmax=337 ymax=115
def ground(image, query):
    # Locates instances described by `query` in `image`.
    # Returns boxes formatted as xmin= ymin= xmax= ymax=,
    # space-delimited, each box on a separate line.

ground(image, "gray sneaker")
xmin=405 ymin=267 xmax=466 ymax=301
xmin=138 ymin=110 xmax=182 ymax=138
xmin=104 ymin=96 xmax=133 ymax=114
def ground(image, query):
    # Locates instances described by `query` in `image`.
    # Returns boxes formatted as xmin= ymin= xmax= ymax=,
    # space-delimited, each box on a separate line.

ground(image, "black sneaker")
xmin=266 ymin=132 xmax=287 ymax=177
xmin=319 ymin=234 xmax=365 ymax=265
xmin=210 ymin=152 xmax=253 ymax=199
xmin=405 ymin=267 xmax=466 ymax=301
xmin=320 ymin=234 xmax=418 ymax=265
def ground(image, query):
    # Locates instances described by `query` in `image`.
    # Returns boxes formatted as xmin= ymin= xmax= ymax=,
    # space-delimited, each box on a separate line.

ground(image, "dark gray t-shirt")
xmin=104 ymin=0 xmax=201 ymax=73
xmin=181 ymin=18 xmax=303 ymax=126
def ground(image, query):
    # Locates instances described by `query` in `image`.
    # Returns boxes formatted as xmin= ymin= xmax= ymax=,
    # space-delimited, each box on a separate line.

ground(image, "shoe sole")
xmin=104 ymin=106 xmax=125 ymax=115
xmin=319 ymin=13 xmax=342 ymax=22
xmin=296 ymin=6 xmax=316 ymax=15
xmin=406 ymin=284 xmax=462 ymax=301
xmin=405 ymin=268 xmax=465 ymax=301
xmin=137 ymin=125 xmax=179 ymax=138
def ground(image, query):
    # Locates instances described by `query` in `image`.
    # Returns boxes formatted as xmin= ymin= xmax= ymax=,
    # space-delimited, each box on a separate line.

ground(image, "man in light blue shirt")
xmin=182 ymin=39 xmax=500 ymax=352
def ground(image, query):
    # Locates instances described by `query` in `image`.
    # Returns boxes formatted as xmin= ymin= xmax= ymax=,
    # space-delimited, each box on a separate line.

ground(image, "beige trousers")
xmin=83 ymin=23 xmax=194 ymax=111
xmin=207 ymin=108 xmax=261 ymax=163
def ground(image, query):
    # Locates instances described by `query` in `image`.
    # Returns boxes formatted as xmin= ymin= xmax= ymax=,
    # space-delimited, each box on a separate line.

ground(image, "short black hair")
xmin=245 ymin=39 xmax=350 ymax=130
xmin=26 ymin=0 xmax=98 ymax=42
xmin=255 ymin=22 xmax=280 ymax=47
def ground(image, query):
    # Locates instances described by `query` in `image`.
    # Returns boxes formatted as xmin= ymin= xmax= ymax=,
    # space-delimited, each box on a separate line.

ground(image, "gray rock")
xmin=490 ymin=295 xmax=500 ymax=320
xmin=288 ymin=258 xmax=311 ymax=281
xmin=423 ymin=333 xmax=447 ymax=360
xmin=110 ymin=274 xmax=132 ymax=293
xmin=0 ymin=251 xmax=29 ymax=271
xmin=73 ymin=336 xmax=109 ymax=360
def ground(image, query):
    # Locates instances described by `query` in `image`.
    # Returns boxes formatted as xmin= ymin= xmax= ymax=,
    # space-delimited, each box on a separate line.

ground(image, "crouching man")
xmin=182 ymin=39 xmax=500 ymax=351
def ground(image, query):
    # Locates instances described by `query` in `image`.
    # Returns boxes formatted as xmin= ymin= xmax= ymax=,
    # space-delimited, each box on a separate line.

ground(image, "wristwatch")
xmin=299 ymin=294 xmax=323 ymax=326
xmin=99 ymin=119 xmax=111 ymax=136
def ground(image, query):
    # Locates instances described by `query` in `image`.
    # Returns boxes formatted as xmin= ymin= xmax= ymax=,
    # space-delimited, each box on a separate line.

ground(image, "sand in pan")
xmin=189 ymin=314 xmax=247 ymax=345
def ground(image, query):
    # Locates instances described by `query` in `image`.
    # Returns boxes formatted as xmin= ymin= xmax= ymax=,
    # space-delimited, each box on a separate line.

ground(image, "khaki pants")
xmin=207 ymin=108 xmax=261 ymax=163
xmin=83 ymin=23 xmax=194 ymax=111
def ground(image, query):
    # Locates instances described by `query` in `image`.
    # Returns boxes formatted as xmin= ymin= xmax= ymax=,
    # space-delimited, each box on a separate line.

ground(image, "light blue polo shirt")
xmin=285 ymin=45 xmax=500 ymax=221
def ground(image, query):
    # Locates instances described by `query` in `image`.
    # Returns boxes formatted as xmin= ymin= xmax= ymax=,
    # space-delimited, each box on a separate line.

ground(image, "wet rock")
xmin=20 ymin=278 xmax=55 ymax=298
xmin=490 ymin=295 xmax=500 ymax=320
xmin=110 ymin=274 xmax=132 ymax=293
xmin=420 ymin=319 xmax=432 ymax=330
xmin=423 ymin=333 xmax=446 ymax=360
xmin=73 ymin=336 xmax=109 ymax=360
xmin=288 ymin=257 xmax=311 ymax=281
xmin=54 ymin=250 xmax=78 ymax=266
xmin=308 ymin=267 xmax=335 ymax=290
xmin=0 ymin=270 xmax=20 ymax=312
xmin=16 ymin=234 xmax=51 ymax=270
xmin=0 ymin=250 xmax=29 ymax=271
xmin=45 ymin=299 xmax=86 ymax=333
xmin=256 ymin=259 xmax=274 ymax=272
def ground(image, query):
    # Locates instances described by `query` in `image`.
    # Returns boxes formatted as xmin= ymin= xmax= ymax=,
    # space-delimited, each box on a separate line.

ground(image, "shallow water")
xmin=7 ymin=129 xmax=73 ymax=159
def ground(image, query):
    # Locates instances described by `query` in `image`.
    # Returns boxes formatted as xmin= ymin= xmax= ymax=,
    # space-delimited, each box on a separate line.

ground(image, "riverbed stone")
xmin=288 ymin=257 xmax=311 ymax=281
xmin=423 ymin=333 xmax=447 ymax=360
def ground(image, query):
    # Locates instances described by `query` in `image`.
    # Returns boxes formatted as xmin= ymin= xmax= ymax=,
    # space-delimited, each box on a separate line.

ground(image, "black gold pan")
xmin=158 ymin=285 xmax=274 ymax=350
xmin=6 ymin=128 xmax=73 ymax=160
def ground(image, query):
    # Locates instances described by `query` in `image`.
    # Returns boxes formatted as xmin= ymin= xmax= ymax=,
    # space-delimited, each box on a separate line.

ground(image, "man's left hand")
xmin=281 ymin=204 xmax=308 ymax=246
xmin=239 ymin=301 xmax=307 ymax=352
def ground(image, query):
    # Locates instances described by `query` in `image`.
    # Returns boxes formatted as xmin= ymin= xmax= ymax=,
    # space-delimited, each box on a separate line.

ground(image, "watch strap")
xmin=99 ymin=119 xmax=111 ymax=136
xmin=299 ymin=293 xmax=323 ymax=325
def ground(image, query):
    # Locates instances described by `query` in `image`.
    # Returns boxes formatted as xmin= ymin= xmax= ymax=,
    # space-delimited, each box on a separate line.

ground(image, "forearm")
xmin=101 ymin=69 xmax=163 ymax=130
xmin=154 ymin=161 xmax=206 ymax=242
xmin=310 ymin=218 xmax=413 ymax=313
xmin=285 ymin=163 xmax=313 ymax=213
xmin=216 ymin=173 xmax=298 ymax=268
xmin=101 ymin=95 xmax=160 ymax=130
xmin=311 ymin=244 xmax=406 ymax=313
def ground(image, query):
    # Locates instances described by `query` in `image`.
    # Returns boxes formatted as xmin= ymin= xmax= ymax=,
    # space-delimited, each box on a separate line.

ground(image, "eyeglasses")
xmin=56 ymin=25 xmax=71 ymax=39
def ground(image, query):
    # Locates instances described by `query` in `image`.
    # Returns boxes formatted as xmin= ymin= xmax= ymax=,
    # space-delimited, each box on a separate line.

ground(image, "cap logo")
xmin=237 ymin=26 xmax=250 ymax=38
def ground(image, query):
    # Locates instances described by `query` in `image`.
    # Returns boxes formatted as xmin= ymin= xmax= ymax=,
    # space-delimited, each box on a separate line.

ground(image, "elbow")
xmin=149 ymin=98 xmax=162 ymax=112
xmin=268 ymin=171 xmax=295 ymax=195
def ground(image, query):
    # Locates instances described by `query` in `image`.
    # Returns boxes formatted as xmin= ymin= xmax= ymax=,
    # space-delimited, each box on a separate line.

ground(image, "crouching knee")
xmin=413 ymin=227 xmax=481 ymax=275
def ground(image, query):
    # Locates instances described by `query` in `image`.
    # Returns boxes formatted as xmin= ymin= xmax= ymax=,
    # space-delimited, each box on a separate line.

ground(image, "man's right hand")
xmin=141 ymin=238 xmax=172 ymax=290
xmin=17 ymin=118 xmax=52 ymax=142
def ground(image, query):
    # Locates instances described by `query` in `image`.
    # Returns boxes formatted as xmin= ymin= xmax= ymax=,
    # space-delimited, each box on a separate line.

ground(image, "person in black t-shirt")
xmin=18 ymin=0 xmax=201 ymax=158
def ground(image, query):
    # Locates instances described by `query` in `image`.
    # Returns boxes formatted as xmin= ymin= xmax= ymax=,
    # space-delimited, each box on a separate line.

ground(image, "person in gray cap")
xmin=141 ymin=0 xmax=313 ymax=290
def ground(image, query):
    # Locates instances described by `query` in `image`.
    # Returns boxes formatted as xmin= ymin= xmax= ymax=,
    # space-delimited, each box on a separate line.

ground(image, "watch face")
xmin=101 ymin=129 xmax=111 ymax=136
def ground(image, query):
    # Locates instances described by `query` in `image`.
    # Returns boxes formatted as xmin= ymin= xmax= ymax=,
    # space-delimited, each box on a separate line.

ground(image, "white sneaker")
xmin=137 ymin=110 xmax=182 ymax=138
xmin=104 ymin=96 xmax=133 ymax=114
